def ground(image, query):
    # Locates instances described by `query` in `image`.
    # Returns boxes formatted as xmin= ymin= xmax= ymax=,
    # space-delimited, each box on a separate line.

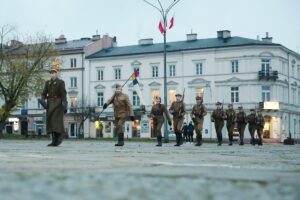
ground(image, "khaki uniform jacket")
xmin=211 ymin=109 xmax=225 ymax=123
xmin=42 ymin=78 xmax=66 ymax=134
xmin=190 ymin=104 xmax=207 ymax=122
xmin=169 ymin=101 xmax=186 ymax=119
xmin=150 ymin=103 xmax=171 ymax=124
xmin=225 ymin=109 xmax=236 ymax=125
xmin=236 ymin=111 xmax=247 ymax=124
xmin=256 ymin=114 xmax=265 ymax=129
xmin=106 ymin=92 xmax=134 ymax=118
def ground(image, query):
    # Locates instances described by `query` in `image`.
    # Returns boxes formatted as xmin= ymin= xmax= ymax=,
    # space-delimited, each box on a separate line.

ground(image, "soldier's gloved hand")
xmin=62 ymin=101 xmax=68 ymax=114
xmin=103 ymin=103 xmax=108 ymax=109
xmin=168 ymin=121 xmax=172 ymax=126
xmin=130 ymin=116 xmax=135 ymax=121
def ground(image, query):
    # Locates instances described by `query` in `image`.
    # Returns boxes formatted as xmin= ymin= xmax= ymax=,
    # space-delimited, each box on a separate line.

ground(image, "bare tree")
xmin=0 ymin=25 xmax=57 ymax=133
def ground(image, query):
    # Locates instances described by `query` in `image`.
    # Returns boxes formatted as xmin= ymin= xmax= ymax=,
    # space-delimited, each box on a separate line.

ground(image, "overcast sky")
xmin=1 ymin=0 xmax=300 ymax=52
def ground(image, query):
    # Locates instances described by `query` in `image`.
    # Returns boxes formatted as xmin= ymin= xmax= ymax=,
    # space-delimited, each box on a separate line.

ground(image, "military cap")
xmin=238 ymin=106 xmax=243 ymax=109
xmin=175 ymin=93 xmax=182 ymax=97
xmin=115 ymin=83 xmax=122 ymax=88
xmin=196 ymin=96 xmax=203 ymax=100
xmin=215 ymin=101 xmax=222 ymax=105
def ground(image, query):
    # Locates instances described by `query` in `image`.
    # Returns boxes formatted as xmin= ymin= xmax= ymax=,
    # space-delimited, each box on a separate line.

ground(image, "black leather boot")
xmin=47 ymin=133 xmax=55 ymax=146
xmin=54 ymin=132 xmax=63 ymax=146
xmin=174 ymin=133 xmax=180 ymax=146
xmin=195 ymin=134 xmax=202 ymax=146
xmin=156 ymin=135 xmax=162 ymax=146
xmin=115 ymin=133 xmax=124 ymax=146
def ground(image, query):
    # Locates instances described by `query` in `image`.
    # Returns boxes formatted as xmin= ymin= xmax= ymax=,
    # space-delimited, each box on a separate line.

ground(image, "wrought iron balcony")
xmin=258 ymin=70 xmax=278 ymax=80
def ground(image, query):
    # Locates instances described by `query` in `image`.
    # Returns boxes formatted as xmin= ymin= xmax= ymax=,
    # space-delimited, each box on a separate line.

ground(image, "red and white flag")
xmin=169 ymin=16 xmax=174 ymax=29
xmin=158 ymin=20 xmax=165 ymax=34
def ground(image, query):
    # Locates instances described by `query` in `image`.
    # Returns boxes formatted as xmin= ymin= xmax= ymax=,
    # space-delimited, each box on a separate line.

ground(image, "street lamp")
xmin=143 ymin=0 xmax=181 ymax=143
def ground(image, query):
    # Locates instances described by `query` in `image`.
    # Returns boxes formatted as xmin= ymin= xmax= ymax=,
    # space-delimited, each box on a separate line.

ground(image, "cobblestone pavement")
xmin=0 ymin=139 xmax=299 ymax=200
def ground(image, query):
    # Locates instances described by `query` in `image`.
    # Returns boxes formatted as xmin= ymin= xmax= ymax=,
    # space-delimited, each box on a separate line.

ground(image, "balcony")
xmin=258 ymin=70 xmax=278 ymax=80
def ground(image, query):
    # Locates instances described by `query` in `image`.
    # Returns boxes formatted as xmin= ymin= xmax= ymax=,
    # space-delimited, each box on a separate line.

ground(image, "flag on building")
xmin=131 ymin=70 xmax=145 ymax=105
xmin=169 ymin=16 xmax=174 ymax=29
xmin=158 ymin=20 xmax=166 ymax=34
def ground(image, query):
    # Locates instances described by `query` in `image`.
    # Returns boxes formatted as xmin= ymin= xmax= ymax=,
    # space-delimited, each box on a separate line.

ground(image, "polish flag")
xmin=169 ymin=16 xmax=174 ymax=29
xmin=158 ymin=20 xmax=165 ymax=34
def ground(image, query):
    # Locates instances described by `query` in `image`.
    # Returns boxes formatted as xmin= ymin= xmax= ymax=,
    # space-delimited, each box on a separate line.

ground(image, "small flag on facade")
xmin=131 ymin=69 xmax=145 ymax=105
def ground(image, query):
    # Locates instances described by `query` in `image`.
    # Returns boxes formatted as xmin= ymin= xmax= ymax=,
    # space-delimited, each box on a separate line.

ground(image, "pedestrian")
xmin=169 ymin=93 xmax=186 ymax=146
xmin=256 ymin=109 xmax=264 ymax=146
xmin=40 ymin=59 xmax=67 ymax=147
xmin=190 ymin=96 xmax=207 ymax=146
xmin=236 ymin=106 xmax=247 ymax=145
xmin=187 ymin=121 xmax=195 ymax=143
xmin=225 ymin=103 xmax=236 ymax=146
xmin=211 ymin=102 xmax=225 ymax=146
xmin=103 ymin=84 xmax=135 ymax=146
xmin=150 ymin=96 xmax=172 ymax=146
xmin=182 ymin=122 xmax=188 ymax=143
xmin=247 ymin=109 xmax=257 ymax=145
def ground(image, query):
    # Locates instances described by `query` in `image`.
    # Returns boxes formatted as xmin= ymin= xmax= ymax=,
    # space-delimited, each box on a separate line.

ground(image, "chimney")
xmin=92 ymin=34 xmax=101 ymax=41
xmin=138 ymin=38 xmax=153 ymax=45
xmin=55 ymin=34 xmax=67 ymax=44
xmin=113 ymin=36 xmax=118 ymax=47
xmin=186 ymin=33 xmax=197 ymax=41
xmin=217 ymin=30 xmax=231 ymax=39
xmin=262 ymin=32 xmax=273 ymax=43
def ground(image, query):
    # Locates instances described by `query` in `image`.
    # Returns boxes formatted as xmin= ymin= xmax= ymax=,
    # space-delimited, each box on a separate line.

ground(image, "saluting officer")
xmin=256 ymin=109 xmax=264 ymax=146
xmin=41 ymin=60 xmax=67 ymax=147
xmin=236 ymin=106 xmax=247 ymax=145
xmin=150 ymin=96 xmax=172 ymax=146
xmin=225 ymin=103 xmax=236 ymax=146
xmin=211 ymin=102 xmax=226 ymax=146
xmin=103 ymin=84 xmax=135 ymax=146
xmin=190 ymin=96 xmax=207 ymax=146
xmin=247 ymin=109 xmax=257 ymax=145
xmin=169 ymin=93 xmax=186 ymax=146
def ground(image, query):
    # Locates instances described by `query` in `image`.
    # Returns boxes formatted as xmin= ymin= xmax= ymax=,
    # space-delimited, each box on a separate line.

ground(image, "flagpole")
xmin=143 ymin=0 xmax=181 ymax=143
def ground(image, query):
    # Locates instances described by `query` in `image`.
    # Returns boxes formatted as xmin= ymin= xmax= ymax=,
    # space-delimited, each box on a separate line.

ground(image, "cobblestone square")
xmin=0 ymin=140 xmax=299 ymax=200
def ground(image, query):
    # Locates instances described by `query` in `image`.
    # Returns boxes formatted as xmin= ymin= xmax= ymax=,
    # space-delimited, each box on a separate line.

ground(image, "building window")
xmin=297 ymin=66 xmax=300 ymax=80
xmin=231 ymin=60 xmax=238 ymax=73
xmin=231 ymin=87 xmax=239 ymax=103
xmin=97 ymin=92 xmax=104 ymax=107
xmin=298 ymin=91 xmax=300 ymax=105
xmin=114 ymin=68 xmax=121 ymax=80
xmin=261 ymin=59 xmax=270 ymax=73
xmin=262 ymin=86 xmax=271 ymax=101
xmin=152 ymin=66 xmax=158 ymax=77
xmin=168 ymin=89 xmax=176 ymax=104
xmin=196 ymin=88 xmax=204 ymax=97
xmin=70 ymin=58 xmax=77 ymax=68
xmin=37 ymin=100 xmax=41 ymax=109
xmin=151 ymin=89 xmax=160 ymax=104
xmin=97 ymin=69 xmax=104 ymax=81
xmin=132 ymin=91 xmax=140 ymax=106
xmin=169 ymin=64 xmax=176 ymax=77
xmin=196 ymin=63 xmax=203 ymax=75
xmin=292 ymin=88 xmax=296 ymax=105
xmin=70 ymin=77 xmax=77 ymax=88
xmin=70 ymin=97 xmax=77 ymax=112
xmin=133 ymin=66 xmax=140 ymax=77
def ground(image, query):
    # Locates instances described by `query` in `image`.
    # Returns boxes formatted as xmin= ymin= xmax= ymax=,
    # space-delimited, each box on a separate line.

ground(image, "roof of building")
xmin=86 ymin=36 xmax=280 ymax=59
xmin=55 ymin=38 xmax=93 ymax=51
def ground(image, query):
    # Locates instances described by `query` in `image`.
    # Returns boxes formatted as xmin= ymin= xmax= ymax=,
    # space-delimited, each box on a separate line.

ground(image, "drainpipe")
xmin=287 ymin=52 xmax=291 ymax=138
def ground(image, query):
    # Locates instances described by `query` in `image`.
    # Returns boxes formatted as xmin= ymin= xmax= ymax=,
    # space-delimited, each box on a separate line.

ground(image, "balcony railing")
xmin=258 ymin=70 xmax=278 ymax=80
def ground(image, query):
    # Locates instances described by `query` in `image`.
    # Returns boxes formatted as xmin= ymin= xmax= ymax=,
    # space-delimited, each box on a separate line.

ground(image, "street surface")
xmin=0 ymin=140 xmax=299 ymax=200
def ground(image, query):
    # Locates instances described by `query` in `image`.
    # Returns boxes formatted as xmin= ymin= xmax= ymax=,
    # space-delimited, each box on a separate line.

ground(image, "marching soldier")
xmin=103 ymin=84 xmax=135 ymax=146
xmin=150 ymin=96 xmax=172 ymax=146
xmin=247 ymin=109 xmax=257 ymax=145
xmin=169 ymin=93 xmax=186 ymax=146
xmin=256 ymin=109 xmax=264 ymax=146
xmin=211 ymin=102 xmax=225 ymax=146
xmin=190 ymin=96 xmax=207 ymax=146
xmin=40 ymin=59 xmax=67 ymax=147
xmin=225 ymin=103 xmax=236 ymax=146
xmin=236 ymin=106 xmax=247 ymax=145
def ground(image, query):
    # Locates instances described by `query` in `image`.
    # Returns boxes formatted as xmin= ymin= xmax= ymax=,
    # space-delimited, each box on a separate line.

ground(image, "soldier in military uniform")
xmin=236 ymin=106 xmax=247 ymax=145
xmin=211 ymin=102 xmax=225 ymax=146
xmin=256 ymin=109 xmax=264 ymax=146
xmin=150 ymin=96 xmax=172 ymax=146
xmin=169 ymin=93 xmax=186 ymax=146
xmin=40 ymin=60 xmax=67 ymax=147
xmin=247 ymin=109 xmax=257 ymax=145
xmin=225 ymin=103 xmax=236 ymax=146
xmin=103 ymin=84 xmax=135 ymax=146
xmin=190 ymin=96 xmax=207 ymax=146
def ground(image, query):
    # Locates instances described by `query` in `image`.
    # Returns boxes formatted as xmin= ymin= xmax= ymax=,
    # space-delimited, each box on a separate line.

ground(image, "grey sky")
xmin=1 ymin=0 xmax=300 ymax=52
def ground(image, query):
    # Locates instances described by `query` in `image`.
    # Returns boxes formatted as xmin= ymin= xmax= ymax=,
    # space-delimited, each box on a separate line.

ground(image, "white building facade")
xmin=84 ymin=31 xmax=300 ymax=141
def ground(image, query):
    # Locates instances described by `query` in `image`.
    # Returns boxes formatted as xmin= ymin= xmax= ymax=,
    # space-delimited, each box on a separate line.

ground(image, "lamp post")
xmin=143 ymin=0 xmax=181 ymax=142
